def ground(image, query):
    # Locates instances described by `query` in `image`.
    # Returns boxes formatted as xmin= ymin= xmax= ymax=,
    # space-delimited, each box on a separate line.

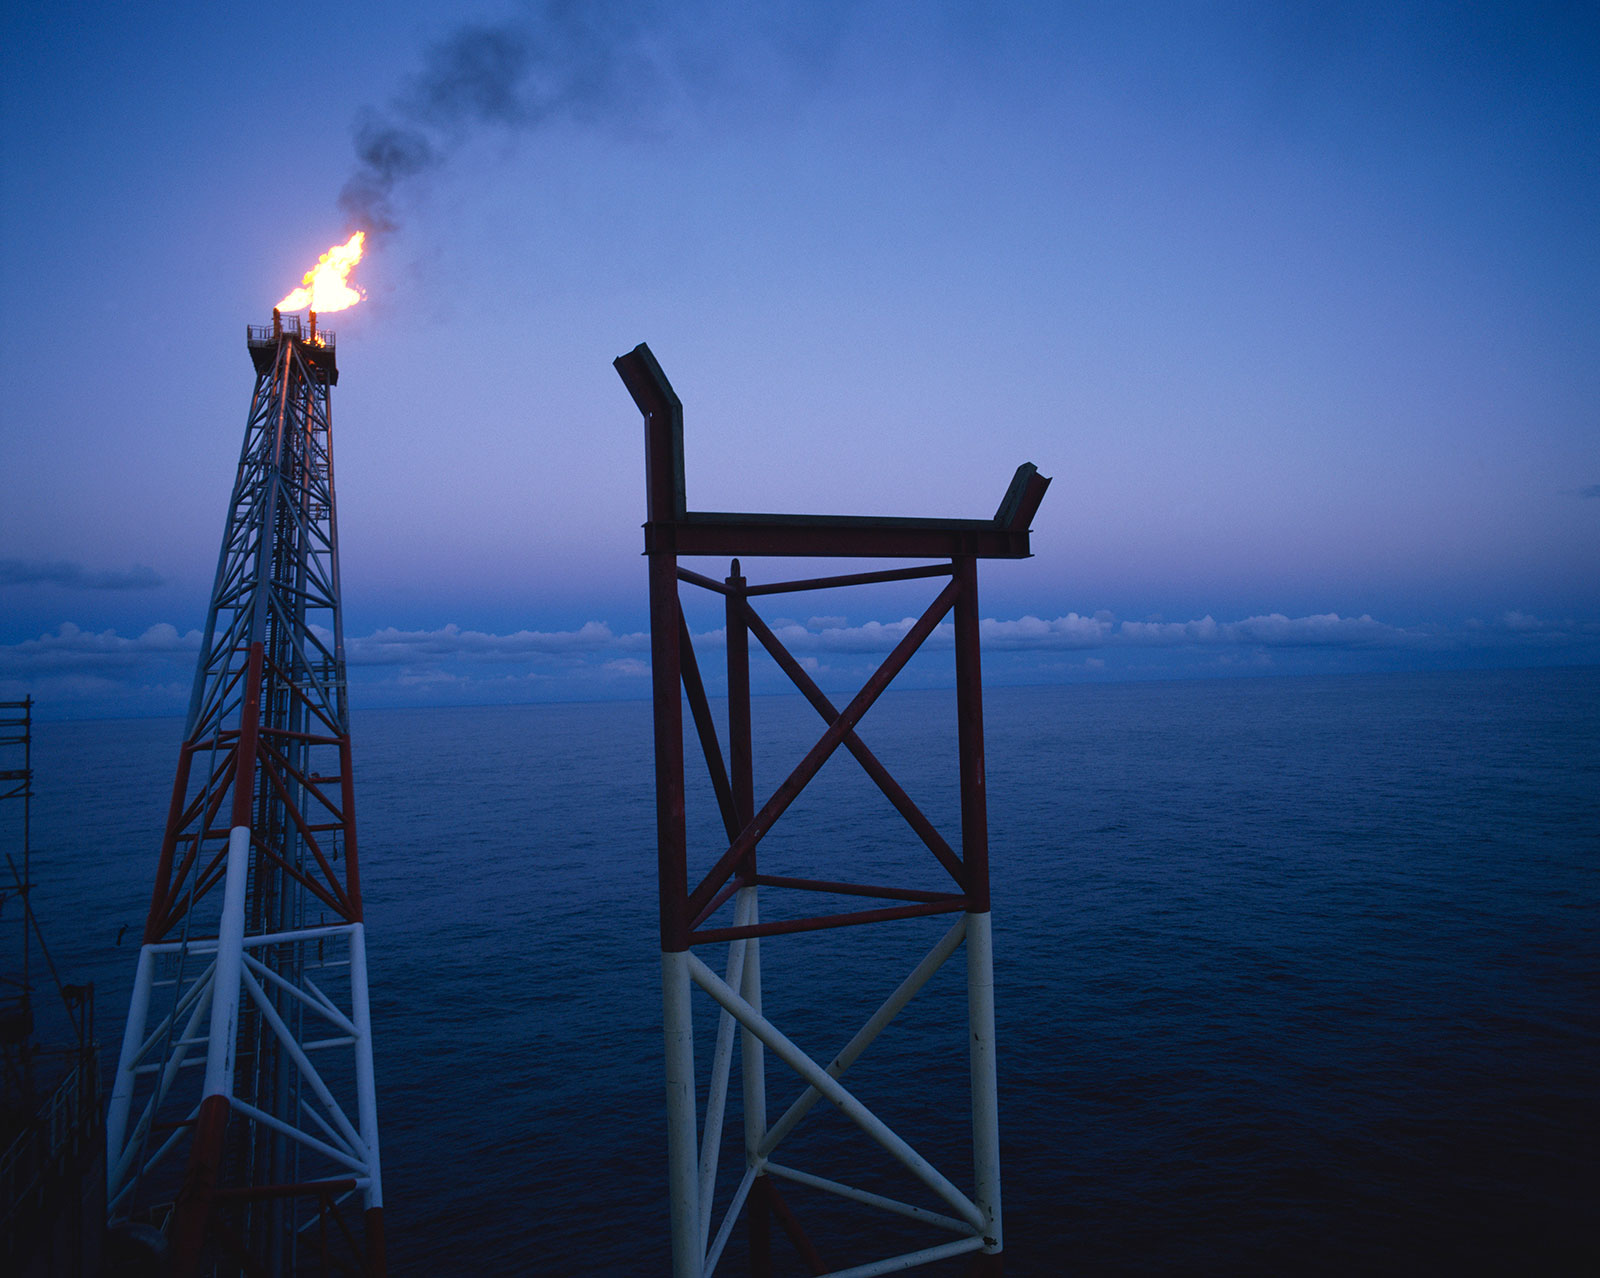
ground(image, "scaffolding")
xmin=1 ymin=698 xmax=103 ymax=1276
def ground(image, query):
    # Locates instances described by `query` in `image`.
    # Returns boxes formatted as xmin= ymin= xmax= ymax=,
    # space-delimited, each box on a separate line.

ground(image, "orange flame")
xmin=276 ymin=232 xmax=366 ymax=313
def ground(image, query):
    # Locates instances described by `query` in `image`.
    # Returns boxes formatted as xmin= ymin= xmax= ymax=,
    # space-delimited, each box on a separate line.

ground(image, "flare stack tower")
xmin=107 ymin=311 xmax=385 ymax=1276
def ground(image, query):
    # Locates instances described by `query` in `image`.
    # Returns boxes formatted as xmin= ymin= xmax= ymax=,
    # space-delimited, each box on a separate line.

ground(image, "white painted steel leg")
xmin=738 ymin=887 xmax=767 ymax=1271
xmin=966 ymin=910 xmax=1002 ymax=1253
xmin=201 ymin=825 xmax=252 ymax=1101
xmin=738 ymin=886 xmax=766 ymax=1174
xmin=106 ymin=943 xmax=156 ymax=1188
xmin=699 ymin=931 xmax=748 ymax=1252
xmin=663 ymin=948 xmax=701 ymax=1278
xmin=348 ymin=922 xmax=384 ymax=1211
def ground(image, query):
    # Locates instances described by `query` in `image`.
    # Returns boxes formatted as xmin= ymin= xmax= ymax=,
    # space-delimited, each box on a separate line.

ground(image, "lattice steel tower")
xmin=108 ymin=311 xmax=385 ymax=1275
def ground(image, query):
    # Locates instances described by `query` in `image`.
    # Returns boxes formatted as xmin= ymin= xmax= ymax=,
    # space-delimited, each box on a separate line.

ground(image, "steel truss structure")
xmin=617 ymin=344 xmax=1048 ymax=1277
xmin=108 ymin=312 xmax=385 ymax=1276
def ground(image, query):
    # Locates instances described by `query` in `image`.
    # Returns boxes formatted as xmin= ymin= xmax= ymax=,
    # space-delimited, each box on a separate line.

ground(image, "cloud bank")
xmin=7 ymin=608 xmax=1594 ymax=718
xmin=345 ymin=621 xmax=648 ymax=665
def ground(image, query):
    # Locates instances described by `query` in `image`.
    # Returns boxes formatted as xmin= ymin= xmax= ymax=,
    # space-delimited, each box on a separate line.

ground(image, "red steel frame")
xmin=617 ymin=343 xmax=1048 ymax=1276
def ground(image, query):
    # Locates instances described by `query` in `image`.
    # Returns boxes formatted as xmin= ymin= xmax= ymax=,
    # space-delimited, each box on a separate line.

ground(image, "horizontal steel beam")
xmin=646 ymin=517 xmax=1034 ymax=560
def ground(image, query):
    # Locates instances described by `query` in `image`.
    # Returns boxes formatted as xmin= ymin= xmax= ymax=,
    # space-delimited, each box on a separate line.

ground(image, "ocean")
xmin=17 ymin=665 xmax=1599 ymax=1274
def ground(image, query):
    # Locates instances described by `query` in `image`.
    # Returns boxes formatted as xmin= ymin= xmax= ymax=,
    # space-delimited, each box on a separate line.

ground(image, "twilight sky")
xmin=2 ymin=1 xmax=1596 ymax=718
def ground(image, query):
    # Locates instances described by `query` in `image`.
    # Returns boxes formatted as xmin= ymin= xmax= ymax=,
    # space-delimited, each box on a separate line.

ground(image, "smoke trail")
xmin=339 ymin=5 xmax=662 ymax=237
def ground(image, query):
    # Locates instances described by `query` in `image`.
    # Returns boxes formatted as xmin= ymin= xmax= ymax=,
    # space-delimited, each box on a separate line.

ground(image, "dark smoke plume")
xmin=339 ymin=6 xmax=657 ymax=237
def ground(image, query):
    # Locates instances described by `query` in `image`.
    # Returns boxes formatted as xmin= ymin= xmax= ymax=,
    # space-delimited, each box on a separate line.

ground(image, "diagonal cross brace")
xmin=740 ymin=597 xmax=968 ymax=891
xmin=685 ymin=578 xmax=959 ymax=920
xmin=686 ymin=950 xmax=985 ymax=1234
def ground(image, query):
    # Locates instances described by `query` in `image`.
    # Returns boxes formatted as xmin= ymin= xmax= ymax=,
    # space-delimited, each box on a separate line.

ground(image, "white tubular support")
xmin=759 ymin=915 xmax=967 ymax=1160
xmin=764 ymin=1161 xmax=971 ymax=1234
xmin=821 ymin=1235 xmax=987 ymax=1278
xmin=703 ymin=1163 xmax=758 ymax=1277
xmin=202 ymin=825 xmax=252 ymax=1100
xmin=109 ymin=980 xmax=215 ymax=1194
xmin=243 ymin=953 xmax=358 ymax=1037
xmin=738 ymin=887 xmax=766 ymax=1169
xmin=663 ymin=948 xmax=701 ymax=1278
xmin=348 ymin=922 xmax=384 ymax=1210
xmin=142 ymin=921 xmax=359 ymax=955
xmin=106 ymin=944 xmax=156 ymax=1184
xmin=227 ymin=1097 xmax=368 ymax=1175
xmin=238 ymin=966 xmax=364 ymax=1156
xmin=966 ymin=910 xmax=1002 ymax=1253
xmin=699 ymin=892 xmax=754 ymax=1252
xmin=686 ymin=950 xmax=985 ymax=1233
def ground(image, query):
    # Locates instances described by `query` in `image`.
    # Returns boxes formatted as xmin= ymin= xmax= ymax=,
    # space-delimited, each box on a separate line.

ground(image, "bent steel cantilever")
xmin=614 ymin=341 xmax=1050 ymax=559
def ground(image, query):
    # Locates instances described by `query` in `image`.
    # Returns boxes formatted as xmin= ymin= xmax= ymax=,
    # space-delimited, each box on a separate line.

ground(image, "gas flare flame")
xmin=276 ymin=232 xmax=366 ymax=313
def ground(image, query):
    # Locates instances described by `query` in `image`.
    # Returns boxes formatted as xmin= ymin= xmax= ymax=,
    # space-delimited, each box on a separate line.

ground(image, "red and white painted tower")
xmin=107 ymin=310 xmax=385 ymax=1275
xmin=617 ymin=344 xmax=1048 ymax=1275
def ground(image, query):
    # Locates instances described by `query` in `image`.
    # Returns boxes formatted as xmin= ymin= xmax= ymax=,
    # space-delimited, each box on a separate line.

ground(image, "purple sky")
xmin=3 ymin=2 xmax=1596 ymax=717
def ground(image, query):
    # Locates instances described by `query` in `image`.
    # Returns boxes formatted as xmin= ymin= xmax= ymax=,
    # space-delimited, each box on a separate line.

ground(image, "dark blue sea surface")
xmin=20 ymin=666 xmax=1600 ymax=1274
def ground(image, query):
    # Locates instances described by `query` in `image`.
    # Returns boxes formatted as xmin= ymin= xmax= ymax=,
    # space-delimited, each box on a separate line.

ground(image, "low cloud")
xmin=1119 ymin=612 xmax=1403 ymax=648
xmin=6 ymin=605 xmax=1591 ymax=717
xmin=347 ymin=621 xmax=647 ymax=665
xmin=724 ymin=609 xmax=1414 ymax=654
xmin=0 ymin=559 xmax=163 ymax=591
xmin=1463 ymin=611 xmax=1598 ymax=644
xmin=0 ymin=622 xmax=200 ymax=676
xmin=982 ymin=612 xmax=1116 ymax=649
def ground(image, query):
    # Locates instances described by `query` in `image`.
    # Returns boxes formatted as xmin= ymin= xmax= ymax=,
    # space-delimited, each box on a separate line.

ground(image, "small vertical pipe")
xmin=663 ymin=949 xmax=701 ymax=1278
xmin=725 ymin=560 xmax=754 ymax=881
xmin=340 ymin=736 xmax=362 ymax=922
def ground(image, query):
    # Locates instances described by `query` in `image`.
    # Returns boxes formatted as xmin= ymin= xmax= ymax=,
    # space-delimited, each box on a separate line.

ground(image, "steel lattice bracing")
xmin=108 ymin=313 xmax=385 ymax=1276
xmin=617 ymin=343 xmax=1048 ymax=1277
